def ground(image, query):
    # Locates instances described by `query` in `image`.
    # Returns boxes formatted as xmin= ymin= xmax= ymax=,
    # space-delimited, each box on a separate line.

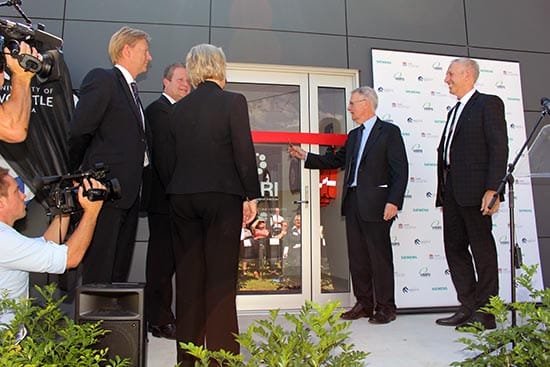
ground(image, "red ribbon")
xmin=251 ymin=131 xmax=347 ymax=146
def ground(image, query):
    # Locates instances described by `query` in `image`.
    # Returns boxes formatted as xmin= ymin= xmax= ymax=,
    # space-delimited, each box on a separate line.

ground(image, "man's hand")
xmin=64 ymin=178 xmax=105 ymax=269
xmin=5 ymin=41 xmax=39 ymax=80
xmin=0 ymin=41 xmax=39 ymax=143
xmin=77 ymin=178 xmax=105 ymax=215
xmin=481 ymin=190 xmax=499 ymax=216
xmin=243 ymin=200 xmax=257 ymax=225
xmin=288 ymin=144 xmax=307 ymax=160
xmin=383 ymin=203 xmax=398 ymax=221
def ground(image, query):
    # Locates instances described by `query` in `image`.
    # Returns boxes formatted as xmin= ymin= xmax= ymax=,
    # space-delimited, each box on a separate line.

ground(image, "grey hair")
xmin=451 ymin=58 xmax=480 ymax=83
xmin=352 ymin=86 xmax=378 ymax=110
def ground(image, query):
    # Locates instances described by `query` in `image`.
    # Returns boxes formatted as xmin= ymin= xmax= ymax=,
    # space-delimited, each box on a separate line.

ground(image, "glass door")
xmin=309 ymin=74 xmax=356 ymax=306
xmin=226 ymin=64 xmax=358 ymax=311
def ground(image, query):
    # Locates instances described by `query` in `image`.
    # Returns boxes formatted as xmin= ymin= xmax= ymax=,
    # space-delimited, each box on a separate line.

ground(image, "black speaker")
xmin=76 ymin=283 xmax=146 ymax=366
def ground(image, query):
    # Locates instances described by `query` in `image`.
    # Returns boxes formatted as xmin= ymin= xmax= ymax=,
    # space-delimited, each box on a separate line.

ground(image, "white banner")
xmin=372 ymin=49 xmax=543 ymax=308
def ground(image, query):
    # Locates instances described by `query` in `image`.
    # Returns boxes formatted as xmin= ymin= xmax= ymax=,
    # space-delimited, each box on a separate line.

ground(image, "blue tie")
xmin=347 ymin=125 xmax=364 ymax=186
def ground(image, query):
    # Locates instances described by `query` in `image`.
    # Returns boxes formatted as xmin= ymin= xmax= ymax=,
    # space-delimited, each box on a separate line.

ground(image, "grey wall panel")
xmin=465 ymin=0 xmax=550 ymax=53
xmin=469 ymin=48 xmax=550 ymax=112
xmin=128 ymin=241 xmax=147 ymax=283
xmin=347 ymin=0 xmax=466 ymax=45
xmin=63 ymin=21 xmax=209 ymax=90
xmin=65 ymin=0 xmax=209 ymax=26
xmin=212 ymin=0 xmax=346 ymax=35
xmin=0 ymin=1 xmax=65 ymax=19
xmin=212 ymin=28 xmax=347 ymax=68
xmin=348 ymin=37 xmax=467 ymax=86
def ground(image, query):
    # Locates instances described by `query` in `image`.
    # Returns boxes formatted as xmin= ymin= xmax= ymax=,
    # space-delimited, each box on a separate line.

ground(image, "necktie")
xmin=347 ymin=125 xmax=365 ymax=186
xmin=130 ymin=82 xmax=149 ymax=166
xmin=130 ymin=82 xmax=144 ymax=116
xmin=443 ymin=101 xmax=461 ymax=166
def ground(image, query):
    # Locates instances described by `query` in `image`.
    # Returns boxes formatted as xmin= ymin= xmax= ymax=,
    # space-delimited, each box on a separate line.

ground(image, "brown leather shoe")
xmin=368 ymin=309 xmax=396 ymax=324
xmin=341 ymin=302 xmax=373 ymax=320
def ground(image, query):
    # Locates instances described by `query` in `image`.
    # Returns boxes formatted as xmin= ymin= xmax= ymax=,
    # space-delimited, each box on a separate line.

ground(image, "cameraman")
xmin=0 ymin=41 xmax=38 ymax=143
xmin=0 ymin=166 xmax=104 ymax=306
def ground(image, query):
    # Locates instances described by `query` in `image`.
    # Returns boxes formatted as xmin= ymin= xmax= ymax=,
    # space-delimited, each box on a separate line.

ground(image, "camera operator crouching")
xmin=0 ymin=166 xmax=105 ymax=324
xmin=0 ymin=40 xmax=39 ymax=143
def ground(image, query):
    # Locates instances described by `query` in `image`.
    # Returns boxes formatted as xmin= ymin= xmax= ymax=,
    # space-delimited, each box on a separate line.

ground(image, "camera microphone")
xmin=541 ymin=97 xmax=550 ymax=114
xmin=32 ymin=174 xmax=62 ymax=189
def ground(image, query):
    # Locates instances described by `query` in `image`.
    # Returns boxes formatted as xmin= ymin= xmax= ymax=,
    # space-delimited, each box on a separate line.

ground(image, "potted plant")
xmin=180 ymin=300 xmax=369 ymax=366
xmin=0 ymin=284 xmax=130 ymax=367
xmin=452 ymin=264 xmax=550 ymax=367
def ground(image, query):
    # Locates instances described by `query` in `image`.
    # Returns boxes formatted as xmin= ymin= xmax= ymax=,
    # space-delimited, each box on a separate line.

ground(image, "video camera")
xmin=0 ymin=1 xmax=63 ymax=82
xmin=33 ymin=163 xmax=122 ymax=215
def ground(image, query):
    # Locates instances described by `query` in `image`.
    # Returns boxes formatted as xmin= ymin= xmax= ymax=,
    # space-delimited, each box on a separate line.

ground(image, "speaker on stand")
xmin=75 ymin=283 xmax=146 ymax=366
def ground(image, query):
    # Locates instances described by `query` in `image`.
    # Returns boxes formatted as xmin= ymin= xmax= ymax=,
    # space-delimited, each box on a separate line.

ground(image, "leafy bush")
xmin=452 ymin=264 xmax=550 ymax=367
xmin=0 ymin=284 xmax=130 ymax=367
xmin=180 ymin=300 xmax=369 ymax=367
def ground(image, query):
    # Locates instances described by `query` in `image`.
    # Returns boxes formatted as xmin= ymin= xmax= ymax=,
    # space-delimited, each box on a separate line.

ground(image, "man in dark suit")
xmin=69 ymin=26 xmax=152 ymax=284
xmin=142 ymin=62 xmax=190 ymax=340
xmin=288 ymin=86 xmax=408 ymax=324
xmin=435 ymin=58 xmax=508 ymax=330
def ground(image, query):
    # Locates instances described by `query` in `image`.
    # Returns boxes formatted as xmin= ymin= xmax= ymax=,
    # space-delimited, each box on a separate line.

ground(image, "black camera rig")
xmin=0 ymin=0 xmax=63 ymax=82
xmin=34 ymin=163 xmax=122 ymax=215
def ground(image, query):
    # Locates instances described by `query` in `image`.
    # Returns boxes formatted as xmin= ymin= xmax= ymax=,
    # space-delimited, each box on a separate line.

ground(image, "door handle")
xmin=293 ymin=185 xmax=309 ymax=205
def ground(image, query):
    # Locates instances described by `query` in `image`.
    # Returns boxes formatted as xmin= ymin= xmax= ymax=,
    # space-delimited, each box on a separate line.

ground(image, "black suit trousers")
xmin=443 ymin=172 xmax=499 ymax=311
xmin=170 ymin=192 xmax=242 ymax=366
xmin=145 ymin=212 xmax=175 ymax=326
xmin=343 ymin=190 xmax=395 ymax=311
xmin=82 ymin=198 xmax=140 ymax=284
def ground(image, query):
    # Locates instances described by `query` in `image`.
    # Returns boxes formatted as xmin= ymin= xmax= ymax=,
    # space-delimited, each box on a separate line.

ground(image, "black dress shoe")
xmin=456 ymin=312 xmax=496 ymax=331
xmin=150 ymin=323 xmax=177 ymax=340
xmin=341 ymin=302 xmax=373 ymax=320
xmin=368 ymin=309 xmax=396 ymax=324
xmin=435 ymin=311 xmax=471 ymax=326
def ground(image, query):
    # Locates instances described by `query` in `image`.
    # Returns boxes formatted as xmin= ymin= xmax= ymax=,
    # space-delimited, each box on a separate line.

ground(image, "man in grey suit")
xmin=288 ymin=86 xmax=408 ymax=324
xmin=435 ymin=58 xmax=508 ymax=330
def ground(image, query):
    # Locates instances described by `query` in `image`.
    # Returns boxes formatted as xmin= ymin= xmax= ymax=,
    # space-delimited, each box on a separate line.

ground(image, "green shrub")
xmin=452 ymin=264 xmax=550 ymax=367
xmin=0 ymin=284 xmax=130 ymax=367
xmin=180 ymin=300 xmax=369 ymax=367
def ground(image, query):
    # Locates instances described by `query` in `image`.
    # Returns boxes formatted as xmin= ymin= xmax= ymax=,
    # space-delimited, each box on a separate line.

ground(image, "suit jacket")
xmin=68 ymin=67 xmax=148 ymax=209
xmin=306 ymin=118 xmax=409 ymax=222
xmin=436 ymin=91 xmax=509 ymax=207
xmin=142 ymin=94 xmax=172 ymax=214
xmin=158 ymin=81 xmax=260 ymax=201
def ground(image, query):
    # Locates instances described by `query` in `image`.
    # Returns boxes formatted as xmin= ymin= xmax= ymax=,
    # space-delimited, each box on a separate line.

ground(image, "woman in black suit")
xmin=158 ymin=44 xmax=260 ymax=366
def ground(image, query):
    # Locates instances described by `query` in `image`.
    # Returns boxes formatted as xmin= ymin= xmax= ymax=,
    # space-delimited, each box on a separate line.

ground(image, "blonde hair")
xmin=185 ymin=44 xmax=226 ymax=88
xmin=108 ymin=26 xmax=151 ymax=64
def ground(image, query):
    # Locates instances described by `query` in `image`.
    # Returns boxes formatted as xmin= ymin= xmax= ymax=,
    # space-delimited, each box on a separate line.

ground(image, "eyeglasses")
xmin=348 ymin=98 xmax=367 ymax=106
